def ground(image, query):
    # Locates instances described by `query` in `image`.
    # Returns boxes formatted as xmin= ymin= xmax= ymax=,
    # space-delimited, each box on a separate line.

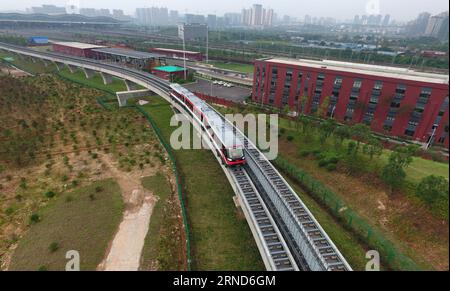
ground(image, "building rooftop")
xmin=153 ymin=47 xmax=201 ymax=55
xmin=153 ymin=66 xmax=186 ymax=73
xmin=51 ymin=41 xmax=106 ymax=50
xmin=264 ymin=58 xmax=449 ymax=85
xmin=91 ymin=47 xmax=164 ymax=59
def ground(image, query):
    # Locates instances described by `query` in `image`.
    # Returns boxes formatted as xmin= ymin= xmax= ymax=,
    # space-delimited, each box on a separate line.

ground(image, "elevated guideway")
xmin=0 ymin=42 xmax=352 ymax=271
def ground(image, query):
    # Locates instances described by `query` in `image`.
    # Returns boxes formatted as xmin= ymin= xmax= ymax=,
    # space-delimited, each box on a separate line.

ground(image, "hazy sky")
xmin=0 ymin=0 xmax=448 ymax=21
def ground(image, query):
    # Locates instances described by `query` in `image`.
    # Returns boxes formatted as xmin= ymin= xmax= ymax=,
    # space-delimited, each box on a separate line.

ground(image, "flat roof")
xmin=52 ymin=41 xmax=106 ymax=50
xmin=153 ymin=47 xmax=200 ymax=55
xmin=153 ymin=66 xmax=186 ymax=73
xmin=263 ymin=58 xmax=449 ymax=85
xmin=91 ymin=47 xmax=164 ymax=59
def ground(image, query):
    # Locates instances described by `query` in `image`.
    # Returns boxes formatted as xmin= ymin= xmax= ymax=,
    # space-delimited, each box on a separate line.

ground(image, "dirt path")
xmin=97 ymin=154 xmax=157 ymax=271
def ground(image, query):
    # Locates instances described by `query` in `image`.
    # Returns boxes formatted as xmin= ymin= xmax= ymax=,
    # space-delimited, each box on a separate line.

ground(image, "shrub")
xmin=44 ymin=191 xmax=56 ymax=198
xmin=89 ymin=194 xmax=96 ymax=201
xmin=416 ymin=175 xmax=449 ymax=206
xmin=299 ymin=150 xmax=310 ymax=157
xmin=325 ymin=164 xmax=337 ymax=172
xmin=30 ymin=213 xmax=41 ymax=224
xmin=37 ymin=266 xmax=48 ymax=271
xmin=287 ymin=136 xmax=294 ymax=142
xmin=318 ymin=159 xmax=328 ymax=167
xmin=49 ymin=242 xmax=59 ymax=253
xmin=5 ymin=207 xmax=14 ymax=216
xmin=95 ymin=186 xmax=103 ymax=193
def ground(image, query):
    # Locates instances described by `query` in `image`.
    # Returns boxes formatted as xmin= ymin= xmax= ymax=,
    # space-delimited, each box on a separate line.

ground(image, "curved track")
xmin=0 ymin=42 xmax=352 ymax=271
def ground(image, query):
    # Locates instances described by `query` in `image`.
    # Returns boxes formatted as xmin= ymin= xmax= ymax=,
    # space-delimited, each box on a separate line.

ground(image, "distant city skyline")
xmin=0 ymin=0 xmax=448 ymax=21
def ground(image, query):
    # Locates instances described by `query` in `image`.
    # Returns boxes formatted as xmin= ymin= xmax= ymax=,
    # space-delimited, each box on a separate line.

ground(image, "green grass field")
xmin=9 ymin=179 xmax=124 ymax=271
xmin=140 ymin=173 xmax=184 ymax=270
xmin=209 ymin=61 xmax=254 ymax=74
xmin=140 ymin=97 xmax=264 ymax=271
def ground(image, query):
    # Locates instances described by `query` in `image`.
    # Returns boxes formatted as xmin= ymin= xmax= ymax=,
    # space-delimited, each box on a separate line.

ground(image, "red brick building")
xmin=253 ymin=58 xmax=449 ymax=148
xmin=52 ymin=42 xmax=106 ymax=58
xmin=151 ymin=48 xmax=203 ymax=61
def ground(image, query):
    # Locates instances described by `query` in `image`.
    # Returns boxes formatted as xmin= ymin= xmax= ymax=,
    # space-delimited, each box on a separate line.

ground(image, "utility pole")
xmin=181 ymin=25 xmax=187 ymax=80
xmin=206 ymin=25 xmax=209 ymax=64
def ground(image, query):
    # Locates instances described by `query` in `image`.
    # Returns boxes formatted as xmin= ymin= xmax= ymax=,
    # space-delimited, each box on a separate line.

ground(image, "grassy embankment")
xmin=9 ymin=179 xmax=123 ymax=271
xmin=140 ymin=173 xmax=185 ymax=271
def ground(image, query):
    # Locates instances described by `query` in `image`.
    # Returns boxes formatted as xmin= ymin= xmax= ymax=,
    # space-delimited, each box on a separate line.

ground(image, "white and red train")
xmin=169 ymin=83 xmax=246 ymax=166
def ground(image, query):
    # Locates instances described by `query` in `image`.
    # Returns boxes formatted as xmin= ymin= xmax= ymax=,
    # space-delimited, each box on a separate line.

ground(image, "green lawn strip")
xmin=208 ymin=61 xmax=254 ymax=74
xmin=140 ymin=96 xmax=264 ymax=271
xmin=140 ymin=173 xmax=181 ymax=270
xmin=9 ymin=179 xmax=124 ymax=271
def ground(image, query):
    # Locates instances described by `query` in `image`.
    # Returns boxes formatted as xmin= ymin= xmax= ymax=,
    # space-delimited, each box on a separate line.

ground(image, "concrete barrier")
xmin=116 ymin=89 xmax=152 ymax=107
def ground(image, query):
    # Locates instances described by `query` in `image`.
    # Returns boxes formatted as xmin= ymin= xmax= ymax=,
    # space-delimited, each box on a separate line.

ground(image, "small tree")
xmin=381 ymin=162 xmax=406 ymax=195
xmin=363 ymin=138 xmax=383 ymax=160
xmin=416 ymin=175 xmax=449 ymax=205
xmin=381 ymin=146 xmax=416 ymax=194
xmin=334 ymin=125 xmax=351 ymax=147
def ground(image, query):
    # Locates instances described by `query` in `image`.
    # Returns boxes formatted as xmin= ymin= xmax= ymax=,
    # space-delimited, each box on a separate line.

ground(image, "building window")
xmin=383 ymin=84 xmax=406 ymax=131
xmin=363 ymin=81 xmax=383 ymax=124
xmin=269 ymin=67 xmax=278 ymax=104
xmin=328 ymin=76 xmax=342 ymax=117
xmin=404 ymin=88 xmax=432 ymax=136
xmin=311 ymin=73 xmax=325 ymax=113
xmin=282 ymin=69 xmax=293 ymax=106
xmin=344 ymin=78 xmax=363 ymax=121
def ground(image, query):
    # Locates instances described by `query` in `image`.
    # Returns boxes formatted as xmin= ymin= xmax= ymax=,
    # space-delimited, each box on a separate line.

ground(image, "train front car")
xmin=220 ymin=129 xmax=246 ymax=166
xmin=169 ymin=83 xmax=246 ymax=167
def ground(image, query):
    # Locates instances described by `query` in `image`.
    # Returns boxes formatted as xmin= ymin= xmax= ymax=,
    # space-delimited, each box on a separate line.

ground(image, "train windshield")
xmin=227 ymin=148 xmax=244 ymax=160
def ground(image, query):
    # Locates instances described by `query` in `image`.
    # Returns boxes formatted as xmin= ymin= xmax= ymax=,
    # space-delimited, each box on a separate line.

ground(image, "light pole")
xmin=181 ymin=25 xmax=187 ymax=80
xmin=206 ymin=25 xmax=209 ymax=64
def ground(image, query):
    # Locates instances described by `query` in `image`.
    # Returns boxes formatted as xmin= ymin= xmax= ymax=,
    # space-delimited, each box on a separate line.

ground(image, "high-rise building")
xmin=112 ymin=9 xmax=125 ymax=19
xmin=242 ymin=8 xmax=252 ymax=26
xmin=251 ymin=4 xmax=263 ymax=26
xmin=382 ymin=14 xmax=391 ymax=26
xmin=185 ymin=14 xmax=206 ymax=24
xmin=353 ymin=15 xmax=361 ymax=25
xmin=408 ymin=12 xmax=431 ymax=35
xmin=304 ymin=15 xmax=312 ymax=25
xmin=425 ymin=12 xmax=449 ymax=39
xmin=264 ymin=9 xmax=274 ymax=26
xmin=207 ymin=14 xmax=217 ymax=29
xmin=178 ymin=23 xmax=208 ymax=40
xmin=224 ymin=13 xmax=242 ymax=26
xmin=135 ymin=7 xmax=169 ymax=26
xmin=31 ymin=5 xmax=66 ymax=15
xmin=169 ymin=10 xmax=179 ymax=24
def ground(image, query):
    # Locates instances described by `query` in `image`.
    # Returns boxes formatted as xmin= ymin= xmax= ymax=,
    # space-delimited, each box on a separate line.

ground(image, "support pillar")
xmin=67 ymin=64 xmax=78 ymax=73
xmin=124 ymin=79 xmax=140 ymax=91
xmin=100 ymin=72 xmax=113 ymax=85
xmin=54 ymin=61 xmax=64 ymax=71
xmin=116 ymin=89 xmax=152 ymax=107
xmin=83 ymin=68 xmax=96 ymax=79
